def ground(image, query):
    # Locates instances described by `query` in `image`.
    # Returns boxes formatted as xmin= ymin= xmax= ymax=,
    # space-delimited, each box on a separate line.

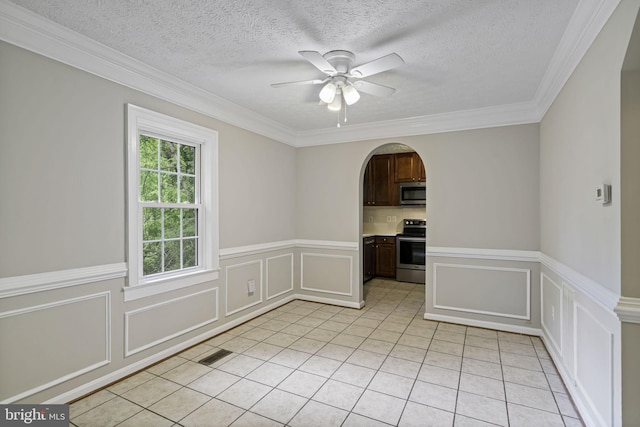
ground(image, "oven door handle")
xmin=397 ymin=236 xmax=426 ymax=242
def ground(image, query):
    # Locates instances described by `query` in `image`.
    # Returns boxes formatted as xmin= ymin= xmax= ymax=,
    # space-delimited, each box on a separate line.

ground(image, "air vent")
xmin=198 ymin=349 xmax=232 ymax=365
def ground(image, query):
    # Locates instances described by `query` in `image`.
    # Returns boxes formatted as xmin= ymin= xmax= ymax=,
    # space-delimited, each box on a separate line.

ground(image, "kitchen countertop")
xmin=363 ymin=233 xmax=397 ymax=238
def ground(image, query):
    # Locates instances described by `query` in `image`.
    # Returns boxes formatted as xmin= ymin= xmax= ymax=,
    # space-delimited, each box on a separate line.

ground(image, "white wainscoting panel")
xmin=125 ymin=288 xmax=218 ymax=357
xmin=541 ymin=273 xmax=563 ymax=356
xmin=574 ymin=302 xmax=615 ymax=427
xmin=0 ymin=292 xmax=111 ymax=403
xmin=266 ymin=253 xmax=294 ymax=300
xmin=433 ymin=263 xmax=531 ymax=320
xmin=225 ymin=260 xmax=263 ymax=316
xmin=300 ymin=253 xmax=353 ymax=296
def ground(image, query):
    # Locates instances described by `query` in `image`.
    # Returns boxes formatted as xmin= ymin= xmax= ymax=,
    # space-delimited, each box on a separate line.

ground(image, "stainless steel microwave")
xmin=399 ymin=182 xmax=426 ymax=205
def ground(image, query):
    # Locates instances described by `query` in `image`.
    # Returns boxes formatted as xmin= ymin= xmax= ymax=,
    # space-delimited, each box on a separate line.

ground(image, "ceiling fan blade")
xmin=352 ymin=80 xmax=396 ymax=97
xmin=298 ymin=51 xmax=337 ymax=75
xmin=271 ymin=78 xmax=327 ymax=88
xmin=350 ymin=53 xmax=404 ymax=78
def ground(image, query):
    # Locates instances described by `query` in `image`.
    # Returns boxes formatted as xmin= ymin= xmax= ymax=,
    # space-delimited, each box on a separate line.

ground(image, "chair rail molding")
xmin=0 ymin=263 xmax=127 ymax=298
xmin=614 ymin=296 xmax=640 ymax=323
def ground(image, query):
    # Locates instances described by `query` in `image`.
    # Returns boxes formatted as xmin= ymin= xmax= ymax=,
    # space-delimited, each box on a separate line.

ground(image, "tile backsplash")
xmin=362 ymin=206 xmax=426 ymax=235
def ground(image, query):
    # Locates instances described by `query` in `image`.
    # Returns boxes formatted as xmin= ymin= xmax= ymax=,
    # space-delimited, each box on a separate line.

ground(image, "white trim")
xmin=295 ymin=294 xmax=365 ymax=309
xmin=266 ymin=253 xmax=294 ymax=300
xmin=614 ymin=296 xmax=640 ymax=324
xmin=45 ymin=292 xmax=361 ymax=404
xmin=295 ymin=240 xmax=359 ymax=251
xmin=426 ymin=247 xmax=540 ymax=262
xmin=432 ymin=263 xmax=531 ymax=320
xmin=422 ymin=312 xmax=541 ymax=336
xmin=573 ymin=302 xmax=615 ymax=427
xmin=293 ymin=102 xmax=540 ymax=147
xmin=220 ymin=240 xmax=297 ymax=260
xmin=0 ymin=291 xmax=111 ymax=403
xmin=0 ymin=263 xmax=127 ymax=298
xmin=533 ymin=0 xmax=622 ymax=119
xmin=300 ymin=253 xmax=354 ymax=297
xmin=0 ymin=1 xmax=295 ymax=145
xmin=539 ymin=331 xmax=600 ymax=427
xmin=122 ymin=269 xmax=220 ymax=302
xmin=0 ymin=0 xmax=619 ymax=147
xmin=539 ymin=252 xmax=619 ymax=311
xmin=45 ymin=294 xmax=298 ymax=405
xmin=219 ymin=239 xmax=358 ymax=260
xmin=224 ymin=260 xmax=264 ymax=316
xmin=125 ymin=104 xmax=219 ymax=301
xmin=124 ymin=288 xmax=218 ymax=357
xmin=540 ymin=272 xmax=563 ymax=356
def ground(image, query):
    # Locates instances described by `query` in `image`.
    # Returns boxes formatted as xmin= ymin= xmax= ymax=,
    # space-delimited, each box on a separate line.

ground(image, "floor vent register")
xmin=198 ymin=349 xmax=233 ymax=366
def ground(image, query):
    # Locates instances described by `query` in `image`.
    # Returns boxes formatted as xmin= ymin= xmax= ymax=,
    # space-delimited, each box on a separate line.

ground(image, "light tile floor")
xmin=70 ymin=279 xmax=584 ymax=426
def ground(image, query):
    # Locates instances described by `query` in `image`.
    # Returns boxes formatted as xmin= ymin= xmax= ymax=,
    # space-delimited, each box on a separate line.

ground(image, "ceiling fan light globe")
xmin=328 ymin=93 xmax=342 ymax=111
xmin=342 ymin=85 xmax=360 ymax=105
xmin=319 ymin=82 xmax=337 ymax=103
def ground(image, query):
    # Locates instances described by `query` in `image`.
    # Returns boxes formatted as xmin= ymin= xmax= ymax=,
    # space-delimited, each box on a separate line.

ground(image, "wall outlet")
xmin=247 ymin=279 xmax=255 ymax=296
xmin=386 ymin=216 xmax=392 ymax=222
xmin=368 ymin=216 xmax=374 ymax=223
xmin=391 ymin=216 xmax=397 ymax=222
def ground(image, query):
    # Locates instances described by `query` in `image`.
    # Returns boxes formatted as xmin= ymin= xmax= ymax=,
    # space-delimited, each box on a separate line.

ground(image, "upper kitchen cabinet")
xmin=364 ymin=154 xmax=396 ymax=206
xmin=394 ymin=152 xmax=425 ymax=183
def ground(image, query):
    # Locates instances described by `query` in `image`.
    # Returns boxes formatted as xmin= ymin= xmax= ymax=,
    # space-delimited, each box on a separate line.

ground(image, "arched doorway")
xmin=359 ymin=143 xmax=427 ymax=314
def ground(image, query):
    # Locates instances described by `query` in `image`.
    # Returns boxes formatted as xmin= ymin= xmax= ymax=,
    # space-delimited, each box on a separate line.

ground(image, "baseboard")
xmin=423 ymin=312 xmax=541 ymax=336
xmin=44 ymin=294 xmax=297 ymax=404
xmin=42 ymin=292 xmax=366 ymax=405
xmin=540 ymin=330 xmax=599 ymax=427
xmin=294 ymin=293 xmax=365 ymax=309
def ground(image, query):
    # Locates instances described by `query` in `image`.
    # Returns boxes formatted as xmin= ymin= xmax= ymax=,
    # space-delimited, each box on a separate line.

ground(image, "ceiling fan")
xmin=271 ymin=50 xmax=404 ymax=113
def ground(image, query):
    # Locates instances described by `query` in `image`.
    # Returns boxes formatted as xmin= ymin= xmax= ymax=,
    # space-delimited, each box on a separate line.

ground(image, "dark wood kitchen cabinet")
xmin=394 ymin=152 xmax=426 ymax=183
xmin=375 ymin=236 xmax=396 ymax=278
xmin=363 ymin=237 xmax=376 ymax=282
xmin=364 ymin=154 xmax=395 ymax=206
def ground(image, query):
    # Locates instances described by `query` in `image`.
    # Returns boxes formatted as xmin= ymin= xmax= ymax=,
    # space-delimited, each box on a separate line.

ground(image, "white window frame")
xmin=125 ymin=104 xmax=219 ymax=301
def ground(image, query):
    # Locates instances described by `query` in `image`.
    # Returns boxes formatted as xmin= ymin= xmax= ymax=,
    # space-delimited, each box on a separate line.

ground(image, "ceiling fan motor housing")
xmin=323 ymin=50 xmax=356 ymax=75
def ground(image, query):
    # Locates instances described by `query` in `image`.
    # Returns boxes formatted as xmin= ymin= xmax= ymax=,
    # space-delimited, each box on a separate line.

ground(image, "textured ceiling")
xmin=9 ymin=0 xmax=581 ymax=132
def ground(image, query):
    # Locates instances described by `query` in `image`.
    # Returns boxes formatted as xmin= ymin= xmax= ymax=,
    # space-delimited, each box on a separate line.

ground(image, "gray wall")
xmin=539 ymin=1 xmax=640 ymax=425
xmin=296 ymin=124 xmax=540 ymax=250
xmin=0 ymin=40 xmax=297 ymax=278
xmin=0 ymin=40 xmax=299 ymax=403
xmin=621 ymin=7 xmax=640 ymax=426
xmin=539 ymin=0 xmax=639 ymax=294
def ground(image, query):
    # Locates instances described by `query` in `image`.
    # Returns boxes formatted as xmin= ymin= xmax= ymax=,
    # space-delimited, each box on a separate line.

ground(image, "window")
xmin=126 ymin=104 xmax=218 ymax=300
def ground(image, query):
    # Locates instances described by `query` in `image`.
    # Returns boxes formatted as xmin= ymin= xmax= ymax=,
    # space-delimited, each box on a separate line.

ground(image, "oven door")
xmin=396 ymin=236 xmax=426 ymax=270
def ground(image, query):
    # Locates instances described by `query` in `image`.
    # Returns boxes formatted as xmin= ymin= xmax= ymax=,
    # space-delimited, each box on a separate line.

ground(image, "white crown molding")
xmin=292 ymin=101 xmax=541 ymax=147
xmin=533 ymin=0 xmax=622 ymax=119
xmin=615 ymin=296 xmax=640 ymax=323
xmin=0 ymin=0 xmax=618 ymax=147
xmin=0 ymin=0 xmax=296 ymax=144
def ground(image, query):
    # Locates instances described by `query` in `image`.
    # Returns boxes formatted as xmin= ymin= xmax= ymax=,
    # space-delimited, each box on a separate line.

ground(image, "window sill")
xmin=123 ymin=269 xmax=219 ymax=302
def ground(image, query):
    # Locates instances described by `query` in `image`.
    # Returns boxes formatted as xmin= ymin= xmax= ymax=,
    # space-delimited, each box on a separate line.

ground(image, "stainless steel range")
xmin=396 ymin=219 xmax=426 ymax=284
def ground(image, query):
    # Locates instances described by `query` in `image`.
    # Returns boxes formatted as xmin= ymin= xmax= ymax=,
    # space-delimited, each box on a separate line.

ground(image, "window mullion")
xmin=160 ymin=207 xmax=165 ymax=273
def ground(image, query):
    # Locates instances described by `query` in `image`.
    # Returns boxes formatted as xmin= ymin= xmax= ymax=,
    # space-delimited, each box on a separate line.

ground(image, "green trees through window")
xmin=139 ymin=134 xmax=199 ymax=276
